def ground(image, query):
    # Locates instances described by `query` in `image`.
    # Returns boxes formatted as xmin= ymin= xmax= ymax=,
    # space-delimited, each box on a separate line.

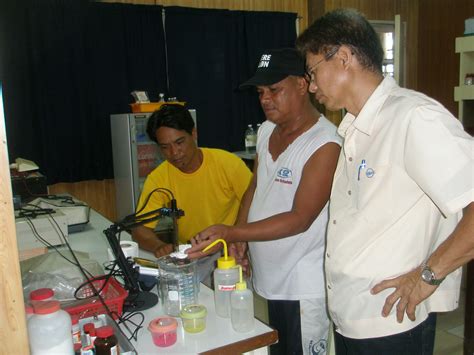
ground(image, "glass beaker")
xmin=157 ymin=255 xmax=199 ymax=316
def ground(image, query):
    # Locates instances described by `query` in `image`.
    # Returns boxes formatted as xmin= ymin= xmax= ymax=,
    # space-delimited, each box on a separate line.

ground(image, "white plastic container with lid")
xmin=25 ymin=304 xmax=34 ymax=321
xmin=28 ymin=300 xmax=74 ymax=355
xmin=203 ymin=239 xmax=240 ymax=318
xmin=230 ymin=265 xmax=254 ymax=332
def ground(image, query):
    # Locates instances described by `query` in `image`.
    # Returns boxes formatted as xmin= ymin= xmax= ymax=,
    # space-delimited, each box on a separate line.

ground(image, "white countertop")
xmin=66 ymin=209 xmax=277 ymax=354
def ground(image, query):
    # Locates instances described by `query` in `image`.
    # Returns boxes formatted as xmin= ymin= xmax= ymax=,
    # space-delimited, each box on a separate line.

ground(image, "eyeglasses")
xmin=305 ymin=46 xmax=340 ymax=85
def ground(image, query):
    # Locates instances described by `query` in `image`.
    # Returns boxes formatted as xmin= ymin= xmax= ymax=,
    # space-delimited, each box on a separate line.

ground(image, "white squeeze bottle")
xmin=203 ymin=239 xmax=240 ymax=318
xmin=230 ymin=265 xmax=254 ymax=332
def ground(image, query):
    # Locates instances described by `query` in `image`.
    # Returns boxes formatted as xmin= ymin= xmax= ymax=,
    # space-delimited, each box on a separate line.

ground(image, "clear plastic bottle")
xmin=28 ymin=300 xmax=74 ymax=355
xmin=203 ymin=239 xmax=240 ymax=318
xmin=94 ymin=325 xmax=119 ymax=355
xmin=245 ymin=124 xmax=257 ymax=153
xmin=231 ymin=265 xmax=254 ymax=332
xmin=158 ymin=93 xmax=165 ymax=102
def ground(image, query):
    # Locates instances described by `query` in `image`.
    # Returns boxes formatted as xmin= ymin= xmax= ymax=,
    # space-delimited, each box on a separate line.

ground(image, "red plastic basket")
xmin=63 ymin=276 xmax=128 ymax=320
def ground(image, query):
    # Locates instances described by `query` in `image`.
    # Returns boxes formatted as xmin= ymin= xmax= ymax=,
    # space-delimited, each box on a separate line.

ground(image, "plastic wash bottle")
xmin=230 ymin=265 xmax=254 ymax=332
xmin=203 ymin=238 xmax=240 ymax=318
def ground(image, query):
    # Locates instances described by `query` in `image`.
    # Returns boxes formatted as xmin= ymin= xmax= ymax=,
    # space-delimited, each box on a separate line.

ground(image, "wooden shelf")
xmin=454 ymin=85 xmax=474 ymax=101
xmin=456 ymin=36 xmax=474 ymax=53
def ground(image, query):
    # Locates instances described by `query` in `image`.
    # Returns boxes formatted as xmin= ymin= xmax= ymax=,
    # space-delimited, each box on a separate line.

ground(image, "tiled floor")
xmin=434 ymin=289 xmax=465 ymax=355
xmin=253 ymin=286 xmax=466 ymax=354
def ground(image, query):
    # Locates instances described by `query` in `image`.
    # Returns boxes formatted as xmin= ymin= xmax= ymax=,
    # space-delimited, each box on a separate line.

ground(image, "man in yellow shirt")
xmin=132 ymin=104 xmax=252 ymax=268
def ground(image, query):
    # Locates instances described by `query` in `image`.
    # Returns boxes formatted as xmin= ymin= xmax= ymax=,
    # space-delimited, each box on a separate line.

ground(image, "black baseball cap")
xmin=239 ymin=48 xmax=305 ymax=89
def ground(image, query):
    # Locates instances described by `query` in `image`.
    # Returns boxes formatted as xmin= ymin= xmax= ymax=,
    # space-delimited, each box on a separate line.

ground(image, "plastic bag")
xmin=21 ymin=250 xmax=104 ymax=302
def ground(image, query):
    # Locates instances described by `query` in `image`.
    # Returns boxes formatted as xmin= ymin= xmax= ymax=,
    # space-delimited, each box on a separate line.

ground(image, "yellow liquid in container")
xmin=182 ymin=318 xmax=206 ymax=333
xmin=180 ymin=304 xmax=207 ymax=333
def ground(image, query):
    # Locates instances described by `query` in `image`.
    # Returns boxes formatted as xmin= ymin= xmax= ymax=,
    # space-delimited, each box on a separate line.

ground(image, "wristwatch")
xmin=421 ymin=264 xmax=445 ymax=286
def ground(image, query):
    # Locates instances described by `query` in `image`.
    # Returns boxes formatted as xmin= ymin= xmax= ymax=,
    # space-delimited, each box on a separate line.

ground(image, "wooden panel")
xmin=48 ymin=179 xmax=117 ymax=222
xmin=100 ymin=0 xmax=308 ymax=32
xmin=306 ymin=0 xmax=419 ymax=125
xmin=417 ymin=0 xmax=474 ymax=117
xmin=321 ymin=1 xmax=419 ymax=91
xmin=1 ymin=104 xmax=30 ymax=352
xmin=466 ymin=261 xmax=474 ymax=354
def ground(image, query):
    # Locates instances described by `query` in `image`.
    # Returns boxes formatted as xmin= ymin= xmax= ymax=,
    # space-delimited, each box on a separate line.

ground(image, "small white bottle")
xmin=244 ymin=125 xmax=257 ymax=153
xmin=158 ymin=93 xmax=165 ymax=102
xmin=231 ymin=265 xmax=254 ymax=332
xmin=28 ymin=300 xmax=74 ymax=355
xmin=203 ymin=239 xmax=240 ymax=318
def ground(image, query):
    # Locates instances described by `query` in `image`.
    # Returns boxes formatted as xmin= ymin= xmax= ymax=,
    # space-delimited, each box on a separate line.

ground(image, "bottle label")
xmin=72 ymin=329 xmax=81 ymax=344
xmin=110 ymin=345 xmax=119 ymax=355
xmin=245 ymin=135 xmax=257 ymax=147
xmin=218 ymin=284 xmax=236 ymax=291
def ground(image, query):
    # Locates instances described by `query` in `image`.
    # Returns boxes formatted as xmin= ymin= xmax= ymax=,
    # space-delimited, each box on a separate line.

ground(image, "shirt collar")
xmin=337 ymin=76 xmax=397 ymax=137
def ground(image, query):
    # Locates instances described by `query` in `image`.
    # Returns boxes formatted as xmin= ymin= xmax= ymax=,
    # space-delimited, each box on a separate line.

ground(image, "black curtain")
xmin=0 ymin=0 xmax=167 ymax=183
xmin=0 ymin=1 xmax=296 ymax=183
xmin=165 ymin=7 xmax=297 ymax=151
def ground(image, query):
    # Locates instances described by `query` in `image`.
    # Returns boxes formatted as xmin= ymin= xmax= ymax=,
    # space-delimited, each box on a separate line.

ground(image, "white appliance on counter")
xmin=110 ymin=110 xmax=197 ymax=221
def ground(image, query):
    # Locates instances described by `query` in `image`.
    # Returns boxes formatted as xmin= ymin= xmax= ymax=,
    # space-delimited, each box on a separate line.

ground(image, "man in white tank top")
xmin=188 ymin=48 xmax=342 ymax=355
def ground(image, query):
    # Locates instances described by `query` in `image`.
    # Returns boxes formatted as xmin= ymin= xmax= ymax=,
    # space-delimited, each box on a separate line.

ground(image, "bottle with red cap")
xmin=27 ymin=300 xmax=74 ymax=354
xmin=94 ymin=325 xmax=119 ymax=355
xmin=82 ymin=322 xmax=97 ymax=354
xmin=29 ymin=288 xmax=55 ymax=304
xmin=71 ymin=315 xmax=81 ymax=347
xmin=25 ymin=304 xmax=34 ymax=321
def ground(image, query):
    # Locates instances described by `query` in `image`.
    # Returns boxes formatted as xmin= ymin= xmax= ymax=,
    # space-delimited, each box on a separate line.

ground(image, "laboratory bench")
xmin=64 ymin=208 xmax=278 ymax=354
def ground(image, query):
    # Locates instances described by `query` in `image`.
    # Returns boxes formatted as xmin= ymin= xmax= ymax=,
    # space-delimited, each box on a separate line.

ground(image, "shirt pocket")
xmin=355 ymin=164 xmax=393 ymax=225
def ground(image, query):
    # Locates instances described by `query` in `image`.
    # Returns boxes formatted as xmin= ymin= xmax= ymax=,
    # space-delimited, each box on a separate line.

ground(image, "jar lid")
xmin=33 ymin=300 xmax=60 ymax=314
xmin=96 ymin=325 xmax=114 ymax=338
xmin=30 ymin=288 xmax=54 ymax=301
xmin=180 ymin=304 xmax=207 ymax=319
xmin=148 ymin=317 xmax=178 ymax=333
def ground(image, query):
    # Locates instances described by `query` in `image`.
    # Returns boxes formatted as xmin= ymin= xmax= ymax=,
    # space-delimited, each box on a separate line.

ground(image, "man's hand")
xmin=186 ymin=224 xmax=232 ymax=259
xmin=154 ymin=243 xmax=174 ymax=258
xmin=371 ymin=266 xmax=438 ymax=323
xmin=229 ymin=242 xmax=251 ymax=277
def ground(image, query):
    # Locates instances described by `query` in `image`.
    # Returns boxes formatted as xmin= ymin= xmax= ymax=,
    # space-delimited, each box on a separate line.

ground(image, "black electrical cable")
xmin=134 ymin=187 xmax=174 ymax=216
xmin=118 ymin=311 xmax=145 ymax=341
xmin=22 ymin=201 xmax=145 ymax=338
xmin=22 ymin=216 xmax=93 ymax=278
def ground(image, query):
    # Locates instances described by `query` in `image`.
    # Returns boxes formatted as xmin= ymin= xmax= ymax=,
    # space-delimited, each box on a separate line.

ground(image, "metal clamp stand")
xmin=103 ymin=201 xmax=184 ymax=312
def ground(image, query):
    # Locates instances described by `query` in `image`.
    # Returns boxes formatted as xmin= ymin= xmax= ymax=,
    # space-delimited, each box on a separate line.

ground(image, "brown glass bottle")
xmin=94 ymin=325 xmax=119 ymax=355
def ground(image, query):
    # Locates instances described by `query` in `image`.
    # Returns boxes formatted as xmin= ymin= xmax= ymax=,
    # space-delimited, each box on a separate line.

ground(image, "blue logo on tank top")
xmin=309 ymin=339 xmax=327 ymax=355
xmin=275 ymin=167 xmax=293 ymax=184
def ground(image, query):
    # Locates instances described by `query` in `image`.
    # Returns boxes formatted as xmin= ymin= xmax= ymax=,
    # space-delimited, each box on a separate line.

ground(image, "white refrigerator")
xmin=110 ymin=110 xmax=197 ymax=220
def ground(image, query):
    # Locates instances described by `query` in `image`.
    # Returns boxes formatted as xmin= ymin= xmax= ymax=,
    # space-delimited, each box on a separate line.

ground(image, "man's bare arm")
xmin=132 ymin=225 xmax=173 ymax=257
xmin=187 ymin=142 xmax=340 ymax=258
